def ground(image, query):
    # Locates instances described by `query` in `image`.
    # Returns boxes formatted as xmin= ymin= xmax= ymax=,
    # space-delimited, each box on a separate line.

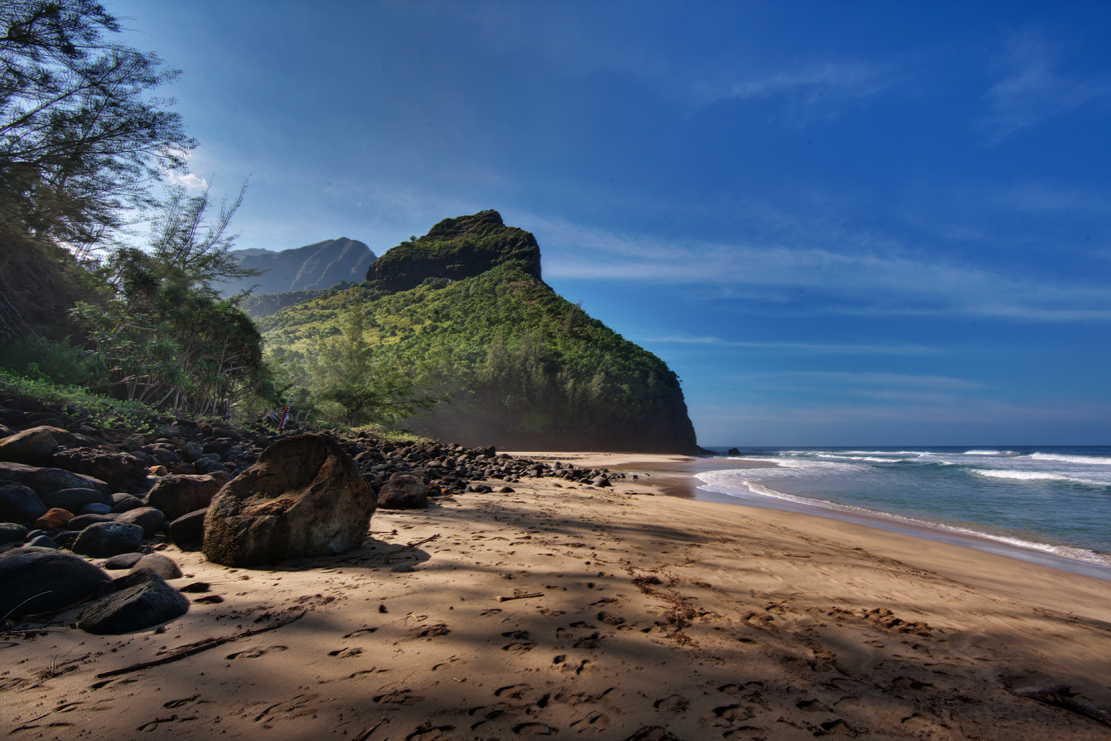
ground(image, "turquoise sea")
xmin=696 ymin=446 xmax=1111 ymax=580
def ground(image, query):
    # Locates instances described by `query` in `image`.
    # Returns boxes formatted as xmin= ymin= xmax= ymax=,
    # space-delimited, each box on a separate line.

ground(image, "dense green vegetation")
xmin=240 ymin=284 xmax=353 ymax=320
xmin=0 ymin=4 xmax=699 ymax=450
xmin=262 ymin=255 xmax=699 ymax=452
xmin=0 ymin=368 xmax=164 ymax=432
xmin=366 ymin=210 xmax=541 ymax=293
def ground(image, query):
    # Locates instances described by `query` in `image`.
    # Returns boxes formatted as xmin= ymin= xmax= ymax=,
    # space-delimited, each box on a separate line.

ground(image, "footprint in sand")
xmin=573 ymin=632 xmax=601 ymax=649
xmin=494 ymin=684 xmax=533 ymax=699
xmin=503 ymin=642 xmax=537 ymax=653
xmin=513 ymin=722 xmax=558 ymax=736
xmin=412 ymin=623 xmax=450 ymax=638
xmin=328 ymin=647 xmax=362 ymax=658
xmin=373 ymin=689 xmax=423 ymax=705
xmin=795 ymin=699 xmax=828 ymax=713
xmin=653 ymin=694 xmax=690 ymax=713
xmin=570 ymin=711 xmax=611 ymax=730
xmin=481 ymin=608 xmax=503 ymax=616
xmin=343 ymin=627 xmax=378 ymax=638
xmin=162 ymin=696 xmax=200 ymax=709
xmin=405 ymin=722 xmax=456 ymax=740
xmin=226 ymin=645 xmax=288 ymax=660
xmin=713 ymin=704 xmax=755 ymax=722
xmin=624 ymin=727 xmax=683 ymax=741
xmin=502 ymin=630 xmax=531 ymax=640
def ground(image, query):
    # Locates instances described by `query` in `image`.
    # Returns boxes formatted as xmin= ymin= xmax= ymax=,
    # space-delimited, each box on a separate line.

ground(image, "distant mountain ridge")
xmin=217 ymin=237 xmax=377 ymax=295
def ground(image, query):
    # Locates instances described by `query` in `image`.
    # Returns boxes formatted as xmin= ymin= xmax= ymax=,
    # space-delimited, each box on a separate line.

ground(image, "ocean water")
xmin=696 ymin=446 xmax=1111 ymax=579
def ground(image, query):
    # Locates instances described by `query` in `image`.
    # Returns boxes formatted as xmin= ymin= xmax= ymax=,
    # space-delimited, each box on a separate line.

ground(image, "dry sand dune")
xmin=4 ymin=458 xmax=1111 ymax=740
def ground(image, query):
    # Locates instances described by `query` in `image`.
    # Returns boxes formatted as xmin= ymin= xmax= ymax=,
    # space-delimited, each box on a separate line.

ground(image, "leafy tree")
xmin=70 ymin=180 xmax=266 ymax=415
xmin=307 ymin=308 xmax=443 ymax=426
xmin=145 ymin=180 xmax=259 ymax=293
xmin=0 ymin=0 xmax=196 ymax=250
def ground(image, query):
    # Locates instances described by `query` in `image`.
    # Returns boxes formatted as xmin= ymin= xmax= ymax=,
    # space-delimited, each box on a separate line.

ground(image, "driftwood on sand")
xmin=95 ymin=609 xmax=307 ymax=679
xmin=1015 ymin=685 xmax=1111 ymax=727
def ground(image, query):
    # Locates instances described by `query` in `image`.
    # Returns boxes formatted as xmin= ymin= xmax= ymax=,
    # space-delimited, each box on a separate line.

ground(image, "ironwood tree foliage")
xmin=306 ymin=308 xmax=443 ymax=426
xmin=72 ymin=183 xmax=265 ymax=416
xmin=0 ymin=0 xmax=195 ymax=250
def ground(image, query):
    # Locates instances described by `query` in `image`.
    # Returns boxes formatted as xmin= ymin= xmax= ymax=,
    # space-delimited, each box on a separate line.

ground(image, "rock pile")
xmin=0 ymin=391 xmax=629 ymax=632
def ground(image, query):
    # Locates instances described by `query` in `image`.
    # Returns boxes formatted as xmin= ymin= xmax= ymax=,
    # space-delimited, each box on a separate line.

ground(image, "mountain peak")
xmin=366 ymin=210 xmax=541 ymax=293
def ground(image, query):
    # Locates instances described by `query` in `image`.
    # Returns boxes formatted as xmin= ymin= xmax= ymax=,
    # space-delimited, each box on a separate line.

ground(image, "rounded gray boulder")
xmin=71 ymin=522 xmax=144 ymax=557
xmin=77 ymin=570 xmax=189 ymax=634
xmin=0 ymin=547 xmax=112 ymax=617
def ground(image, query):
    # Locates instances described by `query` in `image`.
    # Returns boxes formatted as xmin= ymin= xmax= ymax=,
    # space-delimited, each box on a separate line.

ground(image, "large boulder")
xmin=49 ymin=448 xmax=148 ymax=489
xmin=40 ymin=487 xmax=110 ymax=512
xmin=203 ymin=434 xmax=375 ymax=567
xmin=115 ymin=506 xmax=165 ymax=537
xmin=71 ymin=521 xmax=144 ymax=557
xmin=0 ymin=426 xmax=80 ymax=466
xmin=377 ymin=474 xmax=428 ymax=509
xmin=0 ymin=522 xmax=29 ymax=544
xmin=168 ymin=508 xmax=207 ymax=547
xmin=129 ymin=553 xmax=182 ymax=580
xmin=0 ymin=482 xmax=46 ymax=523
xmin=145 ymin=474 xmax=224 ymax=521
xmin=0 ymin=547 xmax=112 ymax=617
xmin=77 ymin=570 xmax=189 ymax=634
xmin=0 ymin=462 xmax=108 ymax=495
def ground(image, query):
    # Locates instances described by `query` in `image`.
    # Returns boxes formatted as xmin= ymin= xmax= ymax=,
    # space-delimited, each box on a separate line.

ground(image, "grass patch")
xmin=0 ymin=369 xmax=165 ymax=432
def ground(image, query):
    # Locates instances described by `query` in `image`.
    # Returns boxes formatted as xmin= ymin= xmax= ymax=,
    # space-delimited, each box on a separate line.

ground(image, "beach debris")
xmin=95 ymin=609 xmax=307 ymax=678
xmin=498 ymin=591 xmax=544 ymax=602
xmin=1015 ymin=684 xmax=1111 ymax=726
xmin=203 ymin=434 xmax=375 ymax=566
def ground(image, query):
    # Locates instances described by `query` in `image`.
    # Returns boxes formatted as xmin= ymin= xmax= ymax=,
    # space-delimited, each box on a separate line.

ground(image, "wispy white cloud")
xmin=165 ymin=171 xmax=209 ymax=191
xmin=733 ymin=371 xmax=984 ymax=391
xmin=696 ymin=61 xmax=896 ymax=125
xmin=645 ymin=336 xmax=940 ymax=356
xmin=535 ymin=216 xmax=1111 ymax=321
xmin=981 ymin=29 xmax=1111 ymax=141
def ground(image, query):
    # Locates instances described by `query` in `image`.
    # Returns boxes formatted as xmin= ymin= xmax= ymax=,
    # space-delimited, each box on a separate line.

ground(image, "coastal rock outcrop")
xmin=366 ymin=210 xmax=541 ymax=293
xmin=202 ymin=434 xmax=376 ymax=567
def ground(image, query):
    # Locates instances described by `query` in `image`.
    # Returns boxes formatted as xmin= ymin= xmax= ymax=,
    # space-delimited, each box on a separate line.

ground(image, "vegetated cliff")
xmin=218 ymin=238 xmax=376 ymax=296
xmin=262 ymin=212 xmax=700 ymax=453
xmin=366 ymin=210 xmax=541 ymax=293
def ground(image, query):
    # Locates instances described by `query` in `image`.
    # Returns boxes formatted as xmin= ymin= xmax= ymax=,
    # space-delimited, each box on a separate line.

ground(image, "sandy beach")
xmin=5 ymin=452 xmax=1111 ymax=740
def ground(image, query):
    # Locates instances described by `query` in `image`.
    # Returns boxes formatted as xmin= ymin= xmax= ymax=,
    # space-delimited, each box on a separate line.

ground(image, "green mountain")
xmin=218 ymin=237 xmax=377 ymax=295
xmin=260 ymin=212 xmax=700 ymax=453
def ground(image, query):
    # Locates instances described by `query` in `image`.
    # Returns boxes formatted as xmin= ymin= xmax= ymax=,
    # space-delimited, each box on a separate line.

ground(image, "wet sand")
xmin=5 ymin=453 xmax=1111 ymax=740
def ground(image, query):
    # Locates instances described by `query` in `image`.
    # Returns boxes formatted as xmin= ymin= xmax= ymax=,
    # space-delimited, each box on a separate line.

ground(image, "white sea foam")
xmin=695 ymin=472 xmax=1111 ymax=568
xmin=971 ymin=469 xmax=1107 ymax=487
xmin=815 ymin=454 xmax=909 ymax=463
xmin=963 ymin=450 xmax=1017 ymax=456
xmin=1028 ymin=453 xmax=1111 ymax=465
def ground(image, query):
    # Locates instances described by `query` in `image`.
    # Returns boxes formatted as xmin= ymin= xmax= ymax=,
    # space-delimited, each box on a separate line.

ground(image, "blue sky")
xmin=108 ymin=1 xmax=1111 ymax=446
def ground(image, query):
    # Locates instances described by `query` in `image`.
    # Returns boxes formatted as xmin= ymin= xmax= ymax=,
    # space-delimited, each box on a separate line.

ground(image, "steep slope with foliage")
xmin=366 ymin=210 xmax=541 ymax=293
xmin=261 ymin=214 xmax=700 ymax=453
xmin=218 ymin=238 xmax=376 ymax=295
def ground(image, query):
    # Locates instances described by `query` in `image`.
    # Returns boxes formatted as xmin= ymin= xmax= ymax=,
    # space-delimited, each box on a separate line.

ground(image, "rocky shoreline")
xmin=0 ymin=391 xmax=631 ymax=635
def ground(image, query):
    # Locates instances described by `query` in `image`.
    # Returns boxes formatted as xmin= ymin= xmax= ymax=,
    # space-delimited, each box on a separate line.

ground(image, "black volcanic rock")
xmin=366 ymin=210 xmax=541 ymax=293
